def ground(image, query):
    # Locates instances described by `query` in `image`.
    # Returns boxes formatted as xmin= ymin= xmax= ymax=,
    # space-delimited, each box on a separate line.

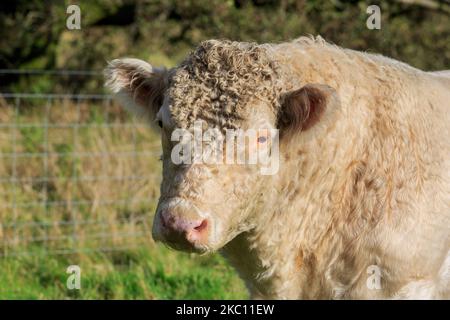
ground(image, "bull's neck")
xmin=221 ymin=144 xmax=348 ymax=298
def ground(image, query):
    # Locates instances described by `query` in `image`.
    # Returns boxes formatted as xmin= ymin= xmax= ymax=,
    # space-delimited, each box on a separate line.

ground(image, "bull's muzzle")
xmin=152 ymin=198 xmax=210 ymax=252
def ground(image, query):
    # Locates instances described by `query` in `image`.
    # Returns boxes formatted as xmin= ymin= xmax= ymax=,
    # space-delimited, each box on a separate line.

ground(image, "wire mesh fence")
xmin=0 ymin=70 xmax=162 ymax=257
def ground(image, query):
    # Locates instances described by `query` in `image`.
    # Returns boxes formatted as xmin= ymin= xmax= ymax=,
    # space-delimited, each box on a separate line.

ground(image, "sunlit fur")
xmin=105 ymin=36 xmax=450 ymax=299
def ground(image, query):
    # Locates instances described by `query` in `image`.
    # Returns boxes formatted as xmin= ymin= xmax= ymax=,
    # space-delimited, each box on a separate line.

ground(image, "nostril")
xmin=187 ymin=219 xmax=209 ymax=243
xmin=194 ymin=219 xmax=208 ymax=233
xmin=160 ymin=214 xmax=168 ymax=228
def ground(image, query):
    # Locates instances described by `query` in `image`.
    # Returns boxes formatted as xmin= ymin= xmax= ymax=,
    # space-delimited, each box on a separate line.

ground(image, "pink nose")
xmin=159 ymin=211 xmax=209 ymax=246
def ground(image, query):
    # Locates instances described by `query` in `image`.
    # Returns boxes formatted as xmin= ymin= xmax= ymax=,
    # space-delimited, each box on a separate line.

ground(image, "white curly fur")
xmin=105 ymin=36 xmax=450 ymax=299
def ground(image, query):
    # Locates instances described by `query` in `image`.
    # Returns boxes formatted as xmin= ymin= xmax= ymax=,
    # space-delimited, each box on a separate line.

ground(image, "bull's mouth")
xmin=162 ymin=239 xmax=210 ymax=254
xmin=152 ymin=222 xmax=212 ymax=254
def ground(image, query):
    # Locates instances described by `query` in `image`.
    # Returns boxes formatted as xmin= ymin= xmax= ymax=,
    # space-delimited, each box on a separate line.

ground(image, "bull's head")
xmin=104 ymin=40 xmax=338 ymax=254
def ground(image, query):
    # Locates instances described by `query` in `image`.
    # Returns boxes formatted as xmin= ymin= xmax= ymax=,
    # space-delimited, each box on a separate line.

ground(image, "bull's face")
xmin=151 ymin=97 xmax=280 ymax=253
xmin=105 ymin=42 xmax=339 ymax=253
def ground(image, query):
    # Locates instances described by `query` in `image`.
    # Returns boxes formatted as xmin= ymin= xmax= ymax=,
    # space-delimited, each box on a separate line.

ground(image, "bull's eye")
xmin=257 ymin=136 xmax=267 ymax=143
xmin=158 ymin=120 xmax=163 ymax=128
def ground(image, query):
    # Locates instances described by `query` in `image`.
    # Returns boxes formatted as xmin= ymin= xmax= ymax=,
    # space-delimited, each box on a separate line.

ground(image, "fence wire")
xmin=0 ymin=71 xmax=161 ymax=257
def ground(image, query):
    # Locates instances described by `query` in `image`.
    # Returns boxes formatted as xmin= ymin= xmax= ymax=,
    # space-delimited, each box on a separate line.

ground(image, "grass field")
xmin=0 ymin=246 xmax=247 ymax=299
xmin=0 ymin=97 xmax=247 ymax=299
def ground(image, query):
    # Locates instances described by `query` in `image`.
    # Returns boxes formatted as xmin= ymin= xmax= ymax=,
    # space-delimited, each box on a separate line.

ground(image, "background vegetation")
xmin=0 ymin=0 xmax=448 ymax=299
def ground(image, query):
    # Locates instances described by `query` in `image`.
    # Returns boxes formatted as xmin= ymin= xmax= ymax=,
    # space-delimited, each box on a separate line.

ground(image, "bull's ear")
xmin=278 ymin=84 xmax=339 ymax=137
xmin=104 ymin=58 xmax=167 ymax=123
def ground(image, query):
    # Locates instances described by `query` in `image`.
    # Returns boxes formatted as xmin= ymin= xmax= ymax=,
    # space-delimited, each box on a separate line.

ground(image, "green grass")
xmin=0 ymin=245 xmax=247 ymax=300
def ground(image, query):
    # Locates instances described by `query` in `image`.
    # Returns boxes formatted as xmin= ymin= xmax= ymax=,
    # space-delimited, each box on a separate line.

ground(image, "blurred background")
xmin=0 ymin=0 xmax=448 ymax=299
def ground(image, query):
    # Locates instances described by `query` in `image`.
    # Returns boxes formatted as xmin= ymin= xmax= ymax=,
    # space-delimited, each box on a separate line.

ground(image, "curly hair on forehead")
xmin=168 ymin=39 xmax=286 ymax=129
